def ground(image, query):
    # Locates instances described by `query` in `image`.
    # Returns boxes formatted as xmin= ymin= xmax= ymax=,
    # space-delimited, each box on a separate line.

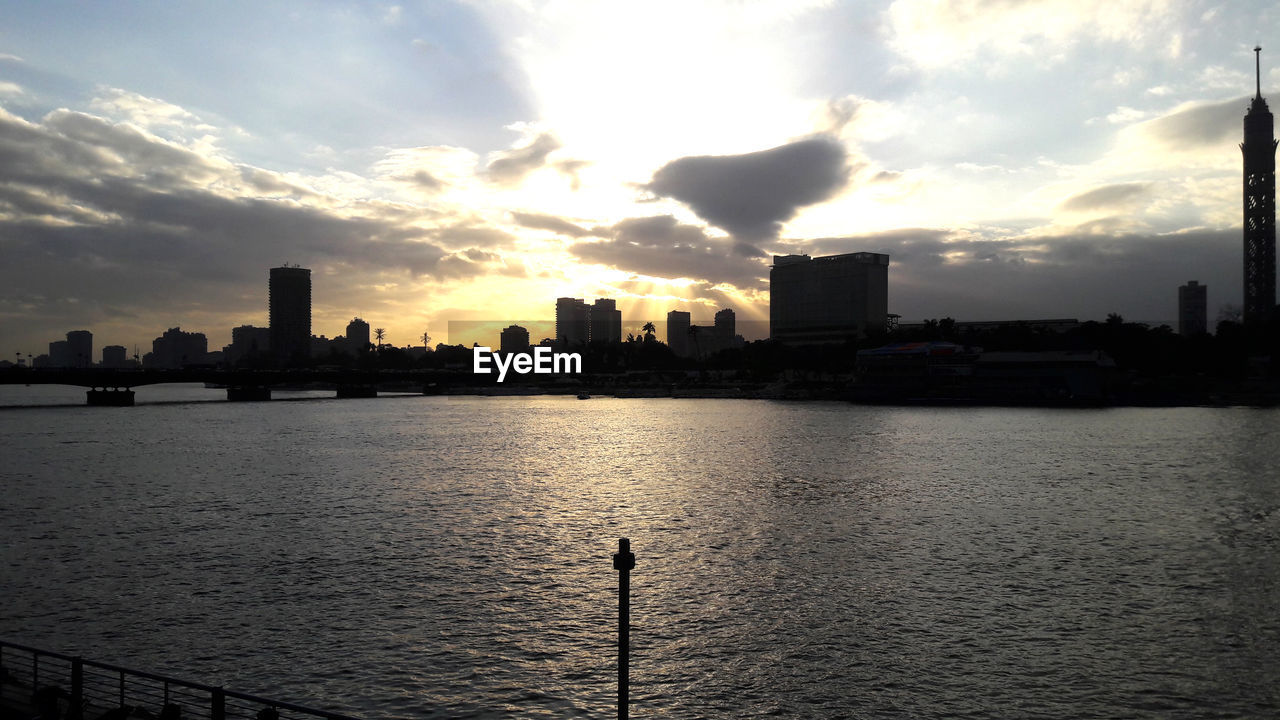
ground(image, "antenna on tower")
xmin=1256 ymin=45 xmax=1263 ymax=99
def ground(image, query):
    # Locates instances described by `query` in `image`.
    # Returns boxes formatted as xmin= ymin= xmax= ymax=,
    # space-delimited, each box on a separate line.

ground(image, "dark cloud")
xmin=784 ymin=228 xmax=1238 ymax=324
xmin=486 ymin=132 xmax=561 ymax=186
xmin=0 ymin=104 xmax=514 ymax=351
xmin=1059 ymin=182 xmax=1150 ymax=211
xmin=511 ymin=211 xmax=592 ymax=237
xmin=1140 ymin=97 xmax=1244 ymax=148
xmin=645 ymin=136 xmax=851 ymax=240
xmin=569 ymin=215 xmax=769 ymax=288
xmin=403 ymin=169 xmax=445 ymax=192
xmin=554 ymin=158 xmax=589 ymax=190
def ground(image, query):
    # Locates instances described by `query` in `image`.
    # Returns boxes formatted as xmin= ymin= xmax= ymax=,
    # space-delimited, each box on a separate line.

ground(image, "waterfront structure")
xmin=667 ymin=310 xmax=691 ymax=356
xmin=590 ymin=299 xmax=623 ymax=344
xmin=770 ymin=252 xmax=890 ymax=343
xmin=144 ymin=327 xmax=208 ymax=369
xmin=101 ymin=345 xmax=129 ymax=369
xmin=224 ymin=325 xmax=270 ymax=365
xmin=269 ymin=265 xmax=311 ymax=365
xmin=714 ymin=308 xmax=735 ymax=339
xmin=66 ymin=330 xmax=92 ymax=368
xmin=345 ymin=317 xmax=371 ymax=352
xmin=1178 ymin=281 xmax=1208 ymax=336
xmin=500 ymin=324 xmax=531 ymax=354
xmin=48 ymin=340 xmax=71 ymax=368
xmin=1242 ymin=47 xmax=1277 ymax=326
xmin=555 ymin=297 xmax=590 ymax=347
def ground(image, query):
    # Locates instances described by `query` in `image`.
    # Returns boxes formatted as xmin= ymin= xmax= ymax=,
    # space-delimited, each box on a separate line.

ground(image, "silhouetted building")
xmin=66 ymin=330 xmax=92 ymax=368
xmin=101 ymin=345 xmax=129 ymax=369
xmin=667 ymin=310 xmax=691 ymax=356
xmin=770 ymin=252 xmax=890 ymax=343
xmin=345 ymin=317 xmax=371 ymax=352
xmin=1179 ymin=281 xmax=1208 ymax=335
xmin=224 ymin=325 xmax=270 ymax=365
xmin=500 ymin=325 xmax=531 ymax=354
xmin=1242 ymin=47 xmax=1277 ymax=326
xmin=716 ymin=303 xmax=737 ymax=335
xmin=590 ymin=298 xmax=623 ymax=344
xmin=270 ymin=266 xmax=311 ymax=365
xmin=556 ymin=297 xmax=589 ymax=347
xmin=145 ymin=327 xmax=208 ymax=369
xmin=48 ymin=340 xmax=71 ymax=368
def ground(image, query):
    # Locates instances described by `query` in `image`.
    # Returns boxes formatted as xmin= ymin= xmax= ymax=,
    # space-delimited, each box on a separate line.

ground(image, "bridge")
xmin=0 ymin=367 xmax=472 ymax=406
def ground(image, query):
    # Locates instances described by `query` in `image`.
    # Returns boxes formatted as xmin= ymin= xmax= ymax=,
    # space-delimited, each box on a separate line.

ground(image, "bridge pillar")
xmin=227 ymin=386 xmax=271 ymax=401
xmin=86 ymin=388 xmax=135 ymax=406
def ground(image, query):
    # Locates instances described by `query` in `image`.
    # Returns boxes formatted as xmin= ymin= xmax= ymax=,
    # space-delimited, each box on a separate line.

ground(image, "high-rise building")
xmin=500 ymin=325 xmax=531 ymax=354
xmin=224 ymin=325 xmax=271 ymax=365
xmin=66 ymin=330 xmax=92 ymax=368
xmin=770 ymin=252 xmax=890 ymax=344
xmin=145 ymin=327 xmax=208 ymax=369
xmin=590 ymin=298 xmax=623 ymax=344
xmin=714 ymin=308 xmax=735 ymax=340
xmin=101 ymin=345 xmax=129 ymax=368
xmin=1242 ymin=46 xmax=1277 ymax=327
xmin=555 ymin=297 xmax=589 ymax=347
xmin=346 ymin=317 xmax=371 ymax=352
xmin=48 ymin=340 xmax=71 ymax=368
xmin=269 ymin=266 xmax=311 ymax=365
xmin=1179 ymin=281 xmax=1208 ymax=336
xmin=667 ymin=310 xmax=691 ymax=356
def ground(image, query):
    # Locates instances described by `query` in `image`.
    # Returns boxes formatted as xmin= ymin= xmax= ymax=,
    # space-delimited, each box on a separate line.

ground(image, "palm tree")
xmin=421 ymin=330 xmax=431 ymax=348
xmin=641 ymin=321 xmax=656 ymax=342
xmin=374 ymin=328 xmax=386 ymax=348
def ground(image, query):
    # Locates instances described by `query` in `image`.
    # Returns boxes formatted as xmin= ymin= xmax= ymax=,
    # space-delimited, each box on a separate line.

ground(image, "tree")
xmin=642 ymin=321 xmax=656 ymax=342
xmin=421 ymin=330 xmax=431 ymax=348
xmin=374 ymin=328 xmax=386 ymax=348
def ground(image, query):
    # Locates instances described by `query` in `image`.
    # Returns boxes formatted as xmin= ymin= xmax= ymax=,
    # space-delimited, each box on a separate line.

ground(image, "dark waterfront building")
xmin=500 ymin=324 xmax=531 ymax=354
xmin=345 ymin=317 xmax=371 ymax=352
xmin=269 ymin=266 xmax=311 ymax=365
xmin=667 ymin=310 xmax=691 ymax=356
xmin=224 ymin=325 xmax=270 ymax=365
xmin=47 ymin=340 xmax=70 ymax=368
xmin=590 ymin=298 xmax=622 ymax=344
xmin=145 ymin=327 xmax=208 ymax=369
xmin=66 ymin=330 xmax=92 ymax=368
xmin=1179 ymin=281 xmax=1208 ymax=336
xmin=770 ymin=252 xmax=890 ymax=344
xmin=555 ymin=297 xmax=589 ymax=347
xmin=1242 ymin=47 xmax=1277 ymax=327
xmin=101 ymin=345 xmax=129 ymax=369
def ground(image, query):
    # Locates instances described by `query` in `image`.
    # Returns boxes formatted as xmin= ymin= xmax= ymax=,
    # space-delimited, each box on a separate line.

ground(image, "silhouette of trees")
xmin=641 ymin=322 xmax=656 ymax=342
xmin=374 ymin=328 xmax=386 ymax=348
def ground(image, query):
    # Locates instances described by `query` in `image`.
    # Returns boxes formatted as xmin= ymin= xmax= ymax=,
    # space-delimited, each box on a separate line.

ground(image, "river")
xmin=1 ymin=386 xmax=1277 ymax=718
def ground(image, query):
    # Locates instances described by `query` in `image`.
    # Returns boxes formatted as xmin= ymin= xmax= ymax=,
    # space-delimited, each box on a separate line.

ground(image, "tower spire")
xmin=1256 ymin=45 xmax=1263 ymax=99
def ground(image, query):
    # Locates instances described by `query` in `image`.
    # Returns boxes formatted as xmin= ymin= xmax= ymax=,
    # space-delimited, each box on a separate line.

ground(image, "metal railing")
xmin=0 ymin=640 xmax=362 ymax=720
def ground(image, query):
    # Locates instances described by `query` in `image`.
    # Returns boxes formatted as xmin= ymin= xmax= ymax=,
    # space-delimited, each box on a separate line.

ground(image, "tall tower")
xmin=1242 ymin=46 xmax=1277 ymax=327
xmin=269 ymin=266 xmax=311 ymax=366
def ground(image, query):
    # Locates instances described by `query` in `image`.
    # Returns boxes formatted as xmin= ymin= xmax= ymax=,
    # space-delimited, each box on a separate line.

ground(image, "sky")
xmin=2 ymin=0 xmax=1279 ymax=357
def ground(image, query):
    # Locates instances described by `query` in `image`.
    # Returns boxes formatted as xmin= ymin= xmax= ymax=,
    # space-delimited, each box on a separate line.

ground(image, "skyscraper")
xmin=590 ymin=298 xmax=623 ymax=344
xmin=1178 ymin=281 xmax=1208 ymax=336
xmin=500 ymin=324 xmax=531 ymax=354
xmin=269 ymin=266 xmax=311 ymax=365
xmin=1242 ymin=46 xmax=1277 ymax=327
xmin=555 ymin=297 xmax=589 ymax=347
xmin=666 ymin=310 xmax=690 ymax=356
xmin=770 ymin=252 xmax=890 ymax=344
xmin=65 ymin=330 xmax=92 ymax=368
xmin=346 ymin=317 xmax=371 ymax=351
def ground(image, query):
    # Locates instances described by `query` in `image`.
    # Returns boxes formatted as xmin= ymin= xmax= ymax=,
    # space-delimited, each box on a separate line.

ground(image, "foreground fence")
xmin=0 ymin=640 xmax=361 ymax=720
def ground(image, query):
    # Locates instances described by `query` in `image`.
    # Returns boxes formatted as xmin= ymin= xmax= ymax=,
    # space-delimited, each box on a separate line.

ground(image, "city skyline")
xmin=2 ymin=2 xmax=1280 ymax=356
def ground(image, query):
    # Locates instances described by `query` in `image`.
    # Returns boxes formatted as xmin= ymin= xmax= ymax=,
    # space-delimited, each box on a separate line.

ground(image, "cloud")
xmin=781 ymin=227 xmax=1239 ymax=324
xmin=486 ymin=132 xmax=561 ymax=186
xmin=511 ymin=211 xmax=592 ymax=237
xmin=1134 ymin=97 xmax=1245 ymax=149
xmin=644 ymin=136 xmax=851 ymax=241
xmin=569 ymin=215 xmax=769 ymax=288
xmin=1058 ymin=182 xmax=1150 ymax=212
xmin=884 ymin=0 xmax=1183 ymax=71
xmin=0 ymin=99 xmax=516 ymax=351
xmin=0 ymin=82 xmax=23 ymax=97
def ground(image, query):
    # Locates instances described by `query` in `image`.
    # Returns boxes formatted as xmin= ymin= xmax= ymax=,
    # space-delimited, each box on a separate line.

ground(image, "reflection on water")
xmin=1 ymin=393 xmax=1277 ymax=718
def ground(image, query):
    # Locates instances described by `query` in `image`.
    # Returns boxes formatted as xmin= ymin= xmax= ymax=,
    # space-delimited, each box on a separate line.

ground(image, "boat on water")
xmin=577 ymin=392 xmax=590 ymax=400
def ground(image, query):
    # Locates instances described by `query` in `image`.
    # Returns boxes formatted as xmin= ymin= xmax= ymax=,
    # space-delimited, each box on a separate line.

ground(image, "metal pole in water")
xmin=613 ymin=538 xmax=636 ymax=720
